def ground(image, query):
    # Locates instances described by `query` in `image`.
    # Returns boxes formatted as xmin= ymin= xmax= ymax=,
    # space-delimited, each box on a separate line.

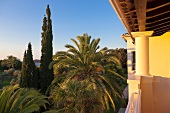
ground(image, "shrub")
xmin=6 ymin=68 xmax=15 ymax=75
xmin=13 ymin=70 xmax=21 ymax=76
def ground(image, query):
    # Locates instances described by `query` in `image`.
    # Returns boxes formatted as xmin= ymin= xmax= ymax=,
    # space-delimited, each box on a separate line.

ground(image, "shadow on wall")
xmin=140 ymin=76 xmax=170 ymax=113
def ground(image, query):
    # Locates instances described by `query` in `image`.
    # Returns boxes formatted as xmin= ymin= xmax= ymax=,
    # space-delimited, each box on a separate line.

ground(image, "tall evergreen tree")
xmin=0 ymin=60 xmax=2 ymax=71
xmin=20 ymin=43 xmax=39 ymax=89
xmin=27 ymin=43 xmax=39 ymax=89
xmin=40 ymin=5 xmax=54 ymax=94
xmin=19 ymin=50 xmax=27 ymax=87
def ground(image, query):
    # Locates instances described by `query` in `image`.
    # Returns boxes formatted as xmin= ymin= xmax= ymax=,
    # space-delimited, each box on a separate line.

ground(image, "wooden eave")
xmin=110 ymin=0 xmax=170 ymax=37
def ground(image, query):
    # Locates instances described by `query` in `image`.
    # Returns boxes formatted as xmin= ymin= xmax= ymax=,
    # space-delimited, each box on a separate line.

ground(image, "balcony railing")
xmin=125 ymin=89 xmax=141 ymax=113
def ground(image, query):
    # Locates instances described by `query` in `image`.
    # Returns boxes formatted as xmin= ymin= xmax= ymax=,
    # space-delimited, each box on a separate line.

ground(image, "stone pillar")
xmin=130 ymin=31 xmax=154 ymax=112
xmin=122 ymin=35 xmax=135 ymax=77
xmin=122 ymin=35 xmax=139 ymax=99
xmin=131 ymin=31 xmax=153 ymax=76
xmin=127 ymin=79 xmax=140 ymax=99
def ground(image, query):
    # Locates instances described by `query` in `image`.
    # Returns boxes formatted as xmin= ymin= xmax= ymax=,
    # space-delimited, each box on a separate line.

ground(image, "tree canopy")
xmin=49 ymin=33 xmax=126 ymax=112
xmin=1 ymin=56 xmax=22 ymax=70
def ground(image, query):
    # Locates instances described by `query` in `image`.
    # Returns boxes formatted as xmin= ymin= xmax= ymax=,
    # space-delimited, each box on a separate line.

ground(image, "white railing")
xmin=135 ymin=89 xmax=141 ymax=113
xmin=125 ymin=89 xmax=141 ymax=113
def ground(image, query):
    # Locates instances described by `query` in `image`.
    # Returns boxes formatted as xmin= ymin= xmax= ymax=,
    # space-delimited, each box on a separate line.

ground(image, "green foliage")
xmin=112 ymin=48 xmax=127 ymax=71
xmin=111 ymin=48 xmax=127 ymax=88
xmin=1 ymin=79 xmax=11 ymax=88
xmin=1 ymin=56 xmax=22 ymax=70
xmin=6 ymin=68 xmax=15 ymax=75
xmin=0 ymin=73 xmax=12 ymax=88
xmin=13 ymin=70 xmax=21 ymax=76
xmin=50 ymin=33 xmax=126 ymax=112
xmin=20 ymin=43 xmax=39 ymax=89
xmin=0 ymin=85 xmax=48 ymax=113
xmin=10 ymin=77 xmax=19 ymax=86
xmin=40 ymin=5 xmax=54 ymax=94
xmin=10 ymin=71 xmax=21 ymax=86
xmin=20 ymin=51 xmax=27 ymax=87
xmin=50 ymin=80 xmax=103 ymax=113
xmin=0 ymin=60 xmax=2 ymax=71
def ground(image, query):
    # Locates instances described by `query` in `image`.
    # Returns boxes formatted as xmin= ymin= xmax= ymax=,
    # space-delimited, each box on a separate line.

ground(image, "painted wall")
xmin=149 ymin=32 xmax=170 ymax=77
xmin=126 ymin=32 xmax=170 ymax=77
xmin=141 ymin=32 xmax=170 ymax=112
xmin=140 ymin=76 xmax=170 ymax=113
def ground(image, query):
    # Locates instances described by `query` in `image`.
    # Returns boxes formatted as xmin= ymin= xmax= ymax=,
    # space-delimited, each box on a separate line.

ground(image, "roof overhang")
xmin=109 ymin=0 xmax=170 ymax=41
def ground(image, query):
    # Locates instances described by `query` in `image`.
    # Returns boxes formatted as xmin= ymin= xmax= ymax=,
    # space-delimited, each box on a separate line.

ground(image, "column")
xmin=122 ymin=34 xmax=140 ymax=99
xmin=131 ymin=31 xmax=154 ymax=112
xmin=131 ymin=31 xmax=153 ymax=76
xmin=122 ymin=35 xmax=135 ymax=77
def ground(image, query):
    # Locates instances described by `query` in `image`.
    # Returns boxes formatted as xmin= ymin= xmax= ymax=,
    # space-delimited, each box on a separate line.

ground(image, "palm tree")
xmin=49 ymin=80 xmax=103 ymax=113
xmin=49 ymin=33 xmax=125 ymax=112
xmin=0 ymin=85 xmax=48 ymax=113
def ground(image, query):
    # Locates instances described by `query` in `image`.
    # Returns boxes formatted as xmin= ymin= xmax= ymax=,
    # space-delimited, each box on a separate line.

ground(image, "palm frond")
xmin=0 ymin=85 xmax=48 ymax=113
xmin=50 ymin=33 xmax=126 ymax=112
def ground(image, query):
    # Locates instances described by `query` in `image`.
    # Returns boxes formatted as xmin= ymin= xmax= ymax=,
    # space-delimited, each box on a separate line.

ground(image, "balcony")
xmin=126 ymin=75 xmax=170 ymax=113
xmin=125 ymin=89 xmax=141 ymax=113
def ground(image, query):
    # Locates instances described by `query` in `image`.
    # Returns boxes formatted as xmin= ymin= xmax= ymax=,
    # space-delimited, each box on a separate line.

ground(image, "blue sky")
xmin=0 ymin=0 xmax=126 ymax=60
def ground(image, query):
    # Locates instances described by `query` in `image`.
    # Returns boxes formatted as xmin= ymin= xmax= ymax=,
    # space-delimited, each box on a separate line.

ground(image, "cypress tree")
xmin=40 ymin=5 xmax=54 ymax=94
xmin=27 ymin=43 xmax=39 ymax=89
xmin=20 ymin=50 xmax=27 ymax=87
xmin=0 ymin=60 xmax=2 ymax=71
xmin=20 ymin=43 xmax=39 ymax=89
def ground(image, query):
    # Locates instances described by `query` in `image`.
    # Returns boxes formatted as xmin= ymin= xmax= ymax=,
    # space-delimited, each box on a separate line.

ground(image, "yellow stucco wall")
xmin=149 ymin=32 xmax=170 ymax=77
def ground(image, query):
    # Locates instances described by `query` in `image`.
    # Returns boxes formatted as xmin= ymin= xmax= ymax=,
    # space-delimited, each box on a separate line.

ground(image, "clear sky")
xmin=0 ymin=0 xmax=126 ymax=60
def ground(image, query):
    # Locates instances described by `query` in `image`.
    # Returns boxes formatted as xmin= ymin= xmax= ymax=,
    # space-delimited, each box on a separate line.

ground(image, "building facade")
xmin=110 ymin=0 xmax=170 ymax=112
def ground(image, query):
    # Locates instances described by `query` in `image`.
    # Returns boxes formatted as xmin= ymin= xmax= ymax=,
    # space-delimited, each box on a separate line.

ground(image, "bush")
xmin=13 ymin=70 xmax=21 ymax=76
xmin=6 ymin=68 xmax=15 ymax=75
xmin=0 ymin=73 xmax=11 ymax=80
xmin=2 ymin=79 xmax=11 ymax=87
xmin=3 ymin=70 xmax=8 ymax=73
xmin=10 ymin=78 xmax=18 ymax=86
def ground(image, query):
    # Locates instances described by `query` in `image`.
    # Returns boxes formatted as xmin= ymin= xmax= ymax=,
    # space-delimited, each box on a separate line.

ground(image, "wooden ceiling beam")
xmin=146 ymin=16 xmax=170 ymax=25
xmin=147 ymin=10 xmax=170 ymax=19
xmin=147 ymin=24 xmax=170 ymax=31
xmin=146 ymin=11 xmax=170 ymax=23
xmin=119 ymin=0 xmax=137 ymax=32
xmin=155 ymin=28 xmax=170 ymax=33
xmin=159 ymin=28 xmax=169 ymax=32
xmin=146 ymin=2 xmax=170 ymax=12
xmin=155 ymin=29 xmax=168 ymax=34
xmin=153 ymin=33 xmax=164 ymax=36
xmin=154 ymin=29 xmax=169 ymax=36
xmin=147 ymin=0 xmax=170 ymax=9
xmin=146 ymin=21 xmax=170 ymax=29
xmin=109 ymin=0 xmax=135 ymax=42
xmin=130 ymin=10 xmax=136 ymax=13
xmin=134 ymin=0 xmax=147 ymax=31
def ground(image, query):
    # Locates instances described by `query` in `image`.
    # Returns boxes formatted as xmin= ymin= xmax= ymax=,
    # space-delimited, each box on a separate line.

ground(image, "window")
xmin=132 ymin=51 xmax=135 ymax=70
